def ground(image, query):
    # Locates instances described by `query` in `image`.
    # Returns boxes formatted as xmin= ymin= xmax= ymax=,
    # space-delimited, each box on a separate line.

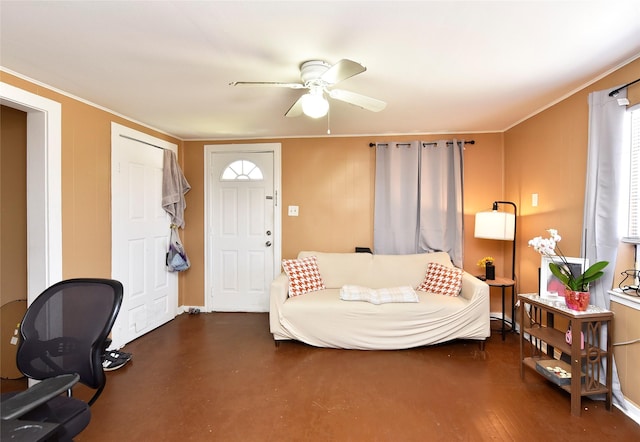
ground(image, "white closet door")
xmin=111 ymin=123 xmax=178 ymax=348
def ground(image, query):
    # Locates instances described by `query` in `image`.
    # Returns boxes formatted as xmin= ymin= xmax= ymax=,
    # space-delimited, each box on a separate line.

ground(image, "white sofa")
xmin=269 ymin=251 xmax=490 ymax=350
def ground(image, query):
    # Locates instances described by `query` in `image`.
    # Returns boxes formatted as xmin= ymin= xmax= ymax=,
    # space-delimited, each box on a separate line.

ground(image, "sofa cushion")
xmin=279 ymin=288 xmax=486 ymax=350
xmin=282 ymin=256 xmax=326 ymax=297
xmin=417 ymin=262 xmax=463 ymax=296
xmin=297 ymin=251 xmax=453 ymax=289
xmin=340 ymin=285 xmax=419 ymax=305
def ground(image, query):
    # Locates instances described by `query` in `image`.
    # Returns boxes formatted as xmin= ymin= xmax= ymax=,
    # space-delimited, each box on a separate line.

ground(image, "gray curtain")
xmin=374 ymin=141 xmax=420 ymax=254
xmin=583 ymin=87 xmax=627 ymax=407
xmin=374 ymin=140 xmax=465 ymax=266
xmin=419 ymin=140 xmax=464 ymax=267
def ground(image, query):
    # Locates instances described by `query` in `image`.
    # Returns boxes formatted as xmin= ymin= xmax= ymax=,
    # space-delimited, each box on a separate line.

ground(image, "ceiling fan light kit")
xmin=300 ymin=88 xmax=329 ymax=118
xmin=230 ymin=59 xmax=386 ymax=120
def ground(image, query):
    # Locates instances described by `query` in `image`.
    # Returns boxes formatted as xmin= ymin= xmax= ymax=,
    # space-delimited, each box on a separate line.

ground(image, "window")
xmin=628 ymin=107 xmax=640 ymax=237
xmin=623 ymin=106 xmax=640 ymax=291
xmin=221 ymin=160 xmax=263 ymax=181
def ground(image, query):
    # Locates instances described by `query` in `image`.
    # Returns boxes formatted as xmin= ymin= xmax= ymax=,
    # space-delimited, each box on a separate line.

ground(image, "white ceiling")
xmin=2 ymin=1 xmax=640 ymax=140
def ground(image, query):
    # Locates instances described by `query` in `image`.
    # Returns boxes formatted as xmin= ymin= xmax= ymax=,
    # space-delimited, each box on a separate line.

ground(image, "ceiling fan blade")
xmin=285 ymin=95 xmax=304 ymax=117
xmin=328 ymin=89 xmax=386 ymax=112
xmin=320 ymin=59 xmax=366 ymax=85
xmin=229 ymin=81 xmax=306 ymax=89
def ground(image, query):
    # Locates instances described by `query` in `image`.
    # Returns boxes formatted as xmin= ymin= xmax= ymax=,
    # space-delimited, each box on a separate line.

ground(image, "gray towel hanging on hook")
xmin=162 ymin=150 xmax=191 ymax=229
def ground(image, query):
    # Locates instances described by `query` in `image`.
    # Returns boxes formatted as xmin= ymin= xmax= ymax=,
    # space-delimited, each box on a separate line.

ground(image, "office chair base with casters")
xmin=7 ymin=396 xmax=90 ymax=440
xmin=2 ymin=374 xmax=89 ymax=441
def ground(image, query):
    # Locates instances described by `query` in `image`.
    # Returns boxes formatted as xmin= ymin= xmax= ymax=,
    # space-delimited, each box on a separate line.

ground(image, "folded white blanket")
xmin=340 ymin=285 xmax=419 ymax=305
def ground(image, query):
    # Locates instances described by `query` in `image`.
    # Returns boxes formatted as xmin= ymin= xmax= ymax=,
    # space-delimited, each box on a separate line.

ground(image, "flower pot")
xmin=564 ymin=289 xmax=590 ymax=311
xmin=485 ymin=263 xmax=495 ymax=280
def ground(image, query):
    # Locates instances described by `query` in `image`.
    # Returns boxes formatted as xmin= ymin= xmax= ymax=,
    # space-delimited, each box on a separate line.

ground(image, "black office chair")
xmin=1 ymin=278 xmax=123 ymax=441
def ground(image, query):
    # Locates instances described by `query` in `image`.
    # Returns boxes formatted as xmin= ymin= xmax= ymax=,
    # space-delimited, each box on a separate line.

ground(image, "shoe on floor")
xmin=102 ymin=350 xmax=132 ymax=371
xmin=106 ymin=350 xmax=132 ymax=361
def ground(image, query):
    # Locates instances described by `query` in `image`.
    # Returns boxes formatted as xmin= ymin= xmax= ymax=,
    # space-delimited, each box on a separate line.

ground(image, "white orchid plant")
xmin=528 ymin=229 xmax=608 ymax=292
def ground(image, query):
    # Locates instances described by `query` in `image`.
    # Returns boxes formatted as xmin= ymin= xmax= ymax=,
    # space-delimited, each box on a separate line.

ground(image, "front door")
xmin=111 ymin=123 xmax=178 ymax=348
xmin=206 ymin=145 xmax=280 ymax=311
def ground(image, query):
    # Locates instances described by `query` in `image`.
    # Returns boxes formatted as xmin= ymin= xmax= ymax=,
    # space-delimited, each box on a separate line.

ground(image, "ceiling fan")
xmin=229 ymin=59 xmax=386 ymax=118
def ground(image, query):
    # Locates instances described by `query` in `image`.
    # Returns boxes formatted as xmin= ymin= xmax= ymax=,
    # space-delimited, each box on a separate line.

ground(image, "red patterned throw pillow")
xmin=282 ymin=256 xmax=326 ymax=297
xmin=417 ymin=262 xmax=463 ymax=297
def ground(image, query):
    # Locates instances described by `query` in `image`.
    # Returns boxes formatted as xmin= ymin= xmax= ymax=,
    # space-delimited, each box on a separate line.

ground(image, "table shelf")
xmin=522 ymin=356 xmax=610 ymax=397
xmin=525 ymin=324 xmax=570 ymax=354
xmin=519 ymin=294 xmax=614 ymax=417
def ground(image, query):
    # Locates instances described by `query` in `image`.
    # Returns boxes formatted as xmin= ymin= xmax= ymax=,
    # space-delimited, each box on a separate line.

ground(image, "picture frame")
xmin=539 ymin=256 xmax=589 ymax=297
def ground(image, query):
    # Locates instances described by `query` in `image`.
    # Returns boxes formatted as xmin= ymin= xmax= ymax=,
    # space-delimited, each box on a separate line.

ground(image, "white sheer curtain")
xmin=583 ymin=87 xmax=627 ymax=407
xmin=374 ymin=140 xmax=465 ymax=266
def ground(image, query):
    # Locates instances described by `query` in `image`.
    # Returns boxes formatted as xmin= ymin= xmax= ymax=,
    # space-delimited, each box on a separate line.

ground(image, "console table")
xmin=518 ymin=293 xmax=613 ymax=416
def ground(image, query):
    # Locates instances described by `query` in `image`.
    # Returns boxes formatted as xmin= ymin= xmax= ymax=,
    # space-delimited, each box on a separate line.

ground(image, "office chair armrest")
xmin=1 ymin=373 xmax=80 ymax=420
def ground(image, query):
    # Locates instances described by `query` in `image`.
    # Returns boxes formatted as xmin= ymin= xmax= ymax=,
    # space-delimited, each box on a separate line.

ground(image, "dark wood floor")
xmin=3 ymin=313 xmax=640 ymax=441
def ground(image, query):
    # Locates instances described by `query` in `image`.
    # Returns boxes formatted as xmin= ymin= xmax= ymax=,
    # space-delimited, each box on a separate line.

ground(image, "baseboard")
xmin=490 ymin=311 xmax=518 ymax=332
xmin=178 ymin=305 xmax=205 ymax=314
xmin=616 ymin=398 xmax=640 ymax=426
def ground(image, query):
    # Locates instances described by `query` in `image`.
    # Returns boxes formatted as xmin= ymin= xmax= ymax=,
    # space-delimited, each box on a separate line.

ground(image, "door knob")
xmin=265 ymin=241 xmax=272 ymax=247
xmin=266 ymin=230 xmax=272 ymax=236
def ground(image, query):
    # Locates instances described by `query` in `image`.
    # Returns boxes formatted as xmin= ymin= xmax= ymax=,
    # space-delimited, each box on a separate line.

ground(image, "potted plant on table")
xmin=477 ymin=256 xmax=495 ymax=280
xmin=528 ymin=229 xmax=608 ymax=311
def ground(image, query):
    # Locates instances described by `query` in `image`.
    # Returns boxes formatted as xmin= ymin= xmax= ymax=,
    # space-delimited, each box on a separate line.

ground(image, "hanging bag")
xmin=166 ymin=225 xmax=190 ymax=272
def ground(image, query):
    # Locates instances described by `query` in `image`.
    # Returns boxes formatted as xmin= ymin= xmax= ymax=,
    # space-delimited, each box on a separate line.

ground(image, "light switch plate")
xmin=288 ymin=205 xmax=299 ymax=216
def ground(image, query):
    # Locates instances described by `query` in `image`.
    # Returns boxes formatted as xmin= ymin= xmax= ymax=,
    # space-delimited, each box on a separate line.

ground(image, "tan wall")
xmin=279 ymin=137 xmax=375 ymax=257
xmin=0 ymin=105 xmax=28 ymax=305
xmin=3 ymin=60 xmax=639 ymax=395
xmin=2 ymin=71 xmax=505 ymax=310
xmin=611 ymin=301 xmax=640 ymax=409
xmin=0 ymin=71 xmax=183 ymax=295
xmin=505 ymin=57 xmax=640 ymax=410
xmin=182 ymin=133 xmax=506 ymax=308
xmin=505 ymin=58 xmax=640 ymax=294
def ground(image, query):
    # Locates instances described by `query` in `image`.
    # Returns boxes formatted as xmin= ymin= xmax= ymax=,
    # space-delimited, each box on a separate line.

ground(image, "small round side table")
xmin=483 ymin=277 xmax=516 ymax=340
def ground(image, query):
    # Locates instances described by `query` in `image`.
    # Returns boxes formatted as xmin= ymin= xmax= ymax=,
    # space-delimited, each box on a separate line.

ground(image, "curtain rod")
xmin=608 ymin=77 xmax=640 ymax=97
xmin=369 ymin=140 xmax=475 ymax=148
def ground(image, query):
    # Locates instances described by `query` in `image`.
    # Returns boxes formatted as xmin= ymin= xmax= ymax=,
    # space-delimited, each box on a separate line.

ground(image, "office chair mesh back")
xmin=17 ymin=278 xmax=123 ymax=404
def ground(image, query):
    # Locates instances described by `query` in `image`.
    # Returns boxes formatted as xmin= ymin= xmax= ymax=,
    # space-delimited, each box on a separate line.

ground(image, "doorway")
xmin=0 ymin=82 xmax=62 ymax=303
xmin=205 ymin=144 xmax=281 ymax=312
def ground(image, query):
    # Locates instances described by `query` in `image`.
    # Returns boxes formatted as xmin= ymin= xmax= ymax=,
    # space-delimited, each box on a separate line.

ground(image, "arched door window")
xmin=220 ymin=160 xmax=263 ymax=181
